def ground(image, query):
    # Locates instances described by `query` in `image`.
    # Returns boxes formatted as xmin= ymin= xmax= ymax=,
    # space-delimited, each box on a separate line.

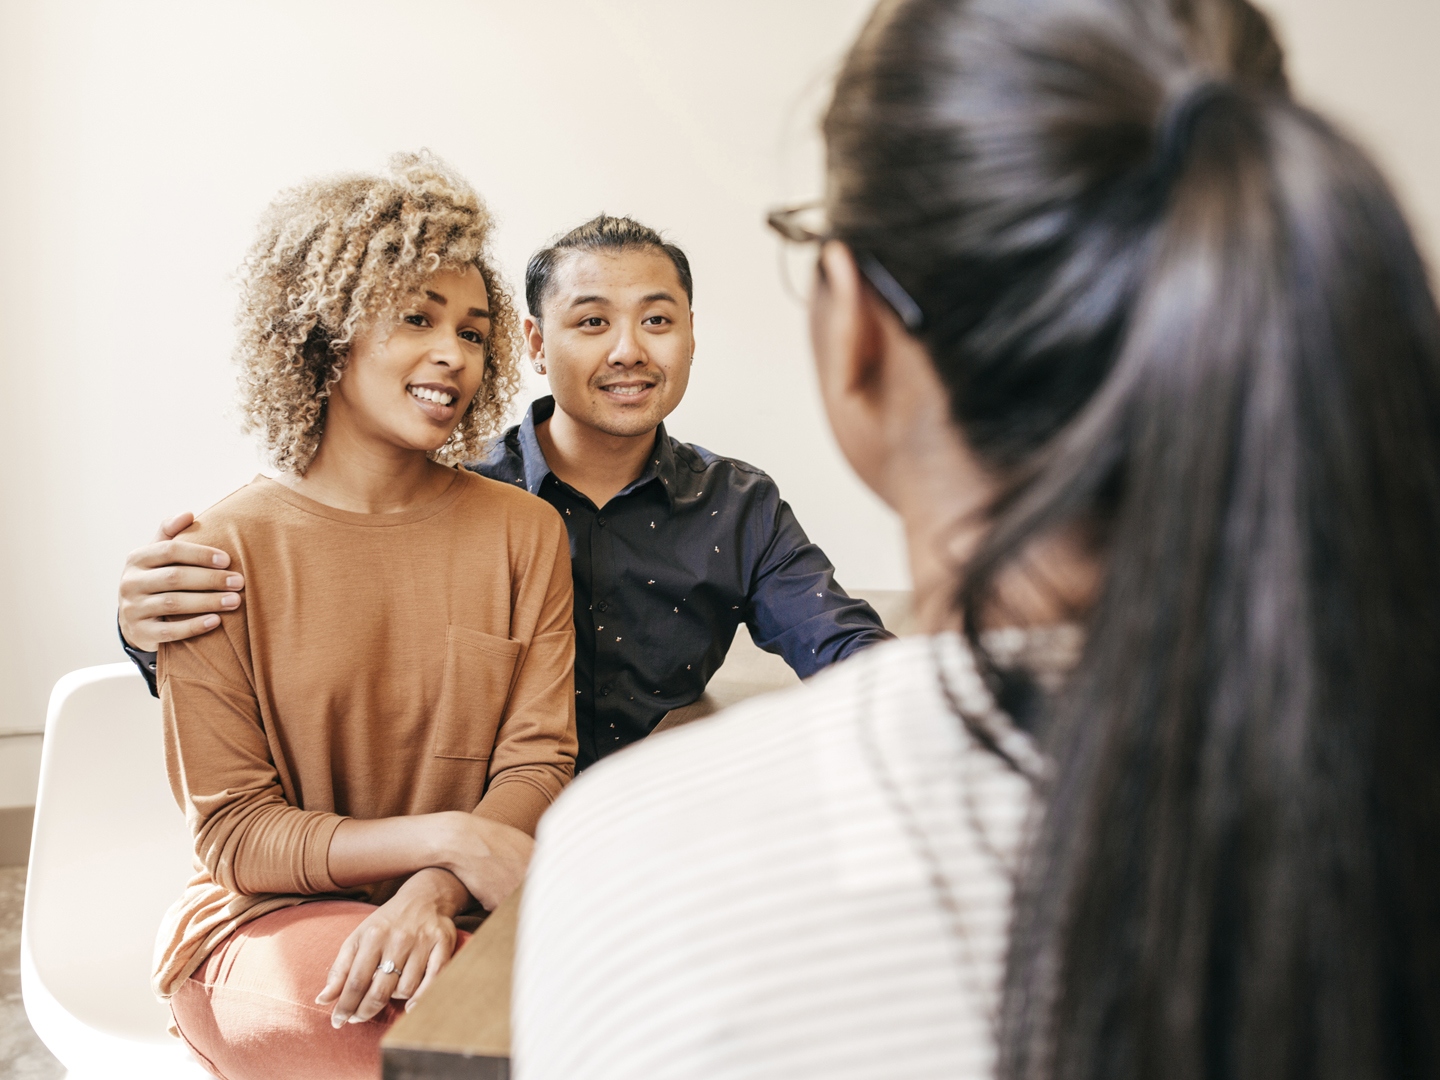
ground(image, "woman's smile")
xmin=324 ymin=265 xmax=491 ymax=456
xmin=407 ymin=382 xmax=461 ymax=422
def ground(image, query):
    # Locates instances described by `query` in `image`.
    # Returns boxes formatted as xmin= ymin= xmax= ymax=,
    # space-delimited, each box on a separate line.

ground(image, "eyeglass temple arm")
xmin=854 ymin=253 xmax=925 ymax=332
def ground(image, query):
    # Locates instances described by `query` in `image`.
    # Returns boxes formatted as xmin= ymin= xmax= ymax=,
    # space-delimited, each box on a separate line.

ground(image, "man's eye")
xmin=643 ymin=315 xmax=670 ymax=326
xmin=579 ymin=316 xmax=606 ymax=328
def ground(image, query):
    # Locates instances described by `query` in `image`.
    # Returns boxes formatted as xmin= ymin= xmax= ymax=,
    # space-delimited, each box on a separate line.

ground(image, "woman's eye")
xmin=403 ymin=313 xmax=428 ymax=327
xmin=459 ymin=329 xmax=486 ymax=345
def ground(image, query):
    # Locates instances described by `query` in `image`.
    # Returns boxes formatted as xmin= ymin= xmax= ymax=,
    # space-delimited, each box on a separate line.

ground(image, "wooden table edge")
xmin=381 ymin=883 xmax=523 ymax=1070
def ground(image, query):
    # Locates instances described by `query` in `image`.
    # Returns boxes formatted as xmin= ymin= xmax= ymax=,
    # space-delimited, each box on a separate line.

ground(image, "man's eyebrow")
xmin=565 ymin=292 xmax=679 ymax=309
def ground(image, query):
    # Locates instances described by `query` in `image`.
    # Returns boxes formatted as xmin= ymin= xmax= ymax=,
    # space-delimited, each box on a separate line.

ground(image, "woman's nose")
xmin=428 ymin=335 xmax=464 ymax=367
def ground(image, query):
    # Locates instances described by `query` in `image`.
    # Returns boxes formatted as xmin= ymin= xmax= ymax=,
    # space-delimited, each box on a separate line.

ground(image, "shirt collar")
xmin=633 ymin=419 xmax=680 ymax=509
xmin=518 ymin=395 xmax=680 ymax=508
xmin=516 ymin=396 xmax=558 ymax=495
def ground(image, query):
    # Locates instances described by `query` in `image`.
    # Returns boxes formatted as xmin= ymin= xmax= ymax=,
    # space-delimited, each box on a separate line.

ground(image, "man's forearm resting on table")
xmin=745 ymin=499 xmax=893 ymax=676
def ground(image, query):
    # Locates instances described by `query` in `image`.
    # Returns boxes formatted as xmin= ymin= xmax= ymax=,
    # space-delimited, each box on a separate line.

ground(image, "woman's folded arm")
xmin=165 ymin=663 xmax=533 ymax=906
xmin=327 ymin=811 xmax=531 ymax=912
xmin=162 ymin=671 xmax=347 ymax=896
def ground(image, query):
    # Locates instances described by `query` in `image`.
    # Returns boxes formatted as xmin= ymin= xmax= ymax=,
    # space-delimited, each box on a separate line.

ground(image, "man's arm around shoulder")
xmin=118 ymin=512 xmax=243 ymax=696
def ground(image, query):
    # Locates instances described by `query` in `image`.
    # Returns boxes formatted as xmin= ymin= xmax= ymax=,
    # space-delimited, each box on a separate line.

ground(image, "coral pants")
xmin=171 ymin=901 xmax=471 ymax=1080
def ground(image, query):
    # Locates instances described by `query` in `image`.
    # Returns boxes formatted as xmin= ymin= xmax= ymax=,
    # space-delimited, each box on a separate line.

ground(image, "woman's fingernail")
xmin=202 ymin=615 xmax=221 ymax=629
xmin=221 ymin=594 xmax=240 ymax=608
xmin=331 ymin=1014 xmax=347 ymax=1029
xmin=348 ymin=1014 xmax=365 ymax=1024
xmin=226 ymin=575 xmax=244 ymax=589
xmin=212 ymin=553 xmax=229 ymax=567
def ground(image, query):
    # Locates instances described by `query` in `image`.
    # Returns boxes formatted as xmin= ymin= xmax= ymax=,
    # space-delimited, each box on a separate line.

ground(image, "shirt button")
xmin=600 ymin=685 xmax=611 ymax=697
xmin=597 ymin=516 xmax=607 ymax=527
xmin=597 ymin=601 xmax=608 ymax=612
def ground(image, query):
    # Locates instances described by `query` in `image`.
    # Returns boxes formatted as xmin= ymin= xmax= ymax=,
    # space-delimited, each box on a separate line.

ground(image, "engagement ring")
xmin=376 ymin=960 xmax=399 ymax=976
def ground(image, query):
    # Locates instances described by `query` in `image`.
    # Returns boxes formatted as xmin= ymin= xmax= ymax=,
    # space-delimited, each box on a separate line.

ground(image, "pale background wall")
xmin=0 ymin=0 xmax=1436 ymax=799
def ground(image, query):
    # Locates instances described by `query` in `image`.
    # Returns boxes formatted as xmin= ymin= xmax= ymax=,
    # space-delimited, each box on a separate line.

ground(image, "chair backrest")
xmin=24 ymin=663 xmax=194 ymax=1043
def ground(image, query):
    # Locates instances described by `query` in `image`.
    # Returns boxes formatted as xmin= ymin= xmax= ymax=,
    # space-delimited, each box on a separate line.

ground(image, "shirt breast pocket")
xmin=432 ymin=626 xmax=523 ymax=761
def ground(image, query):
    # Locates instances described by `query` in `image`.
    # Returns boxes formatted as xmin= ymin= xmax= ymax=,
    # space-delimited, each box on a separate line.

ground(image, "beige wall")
xmin=1261 ymin=0 xmax=1440 ymax=265
xmin=0 ymin=0 xmax=887 ymax=748
xmin=0 ymin=0 xmax=1436 ymax=782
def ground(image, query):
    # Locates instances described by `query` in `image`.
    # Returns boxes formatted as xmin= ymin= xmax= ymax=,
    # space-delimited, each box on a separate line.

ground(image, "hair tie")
xmin=1153 ymin=80 xmax=1230 ymax=182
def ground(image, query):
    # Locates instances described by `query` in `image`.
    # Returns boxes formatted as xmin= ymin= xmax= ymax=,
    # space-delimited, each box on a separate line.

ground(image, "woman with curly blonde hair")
xmin=152 ymin=152 xmax=577 ymax=1080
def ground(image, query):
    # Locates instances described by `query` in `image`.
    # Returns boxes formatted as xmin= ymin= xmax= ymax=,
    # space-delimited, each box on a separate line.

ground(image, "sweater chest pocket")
xmin=432 ymin=626 xmax=523 ymax=761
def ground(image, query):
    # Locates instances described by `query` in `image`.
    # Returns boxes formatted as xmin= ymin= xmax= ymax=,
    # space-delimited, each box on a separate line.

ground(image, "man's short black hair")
xmin=525 ymin=214 xmax=694 ymax=323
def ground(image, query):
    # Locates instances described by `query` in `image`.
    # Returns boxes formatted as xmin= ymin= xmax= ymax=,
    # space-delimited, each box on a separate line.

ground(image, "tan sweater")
xmin=153 ymin=470 xmax=576 ymax=997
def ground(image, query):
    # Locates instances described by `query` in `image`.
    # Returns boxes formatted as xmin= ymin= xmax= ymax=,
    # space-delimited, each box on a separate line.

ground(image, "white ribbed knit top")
xmin=514 ymin=633 xmax=1035 ymax=1079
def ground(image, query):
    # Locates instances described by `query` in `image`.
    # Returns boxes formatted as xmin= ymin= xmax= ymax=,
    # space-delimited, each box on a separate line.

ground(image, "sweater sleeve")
xmin=160 ymin=609 xmax=345 ymax=897
xmin=474 ymin=515 xmax=578 ymax=834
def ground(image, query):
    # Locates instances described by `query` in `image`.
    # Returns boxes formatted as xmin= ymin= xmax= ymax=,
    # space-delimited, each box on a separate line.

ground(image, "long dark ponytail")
xmin=824 ymin=1 xmax=1440 ymax=1078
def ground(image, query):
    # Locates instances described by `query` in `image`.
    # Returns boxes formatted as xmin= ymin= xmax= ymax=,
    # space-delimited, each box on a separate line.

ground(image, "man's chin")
xmin=593 ymin=420 xmax=662 ymax=439
xmin=580 ymin=396 xmax=669 ymax=439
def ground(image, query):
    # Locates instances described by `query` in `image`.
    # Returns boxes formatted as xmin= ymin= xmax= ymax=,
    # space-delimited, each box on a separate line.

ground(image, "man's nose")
xmin=607 ymin=324 xmax=646 ymax=366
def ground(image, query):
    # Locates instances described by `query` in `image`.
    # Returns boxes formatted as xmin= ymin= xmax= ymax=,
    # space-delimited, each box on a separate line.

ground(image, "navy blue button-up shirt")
xmin=470 ymin=397 xmax=891 ymax=769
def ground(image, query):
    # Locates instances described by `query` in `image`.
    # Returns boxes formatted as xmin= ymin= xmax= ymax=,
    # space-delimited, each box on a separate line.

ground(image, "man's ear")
xmin=688 ymin=308 xmax=697 ymax=361
xmin=523 ymin=316 xmax=546 ymax=374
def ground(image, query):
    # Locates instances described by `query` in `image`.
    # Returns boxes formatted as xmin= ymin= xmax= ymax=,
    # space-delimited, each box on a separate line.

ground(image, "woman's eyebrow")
xmin=423 ymin=289 xmax=489 ymax=319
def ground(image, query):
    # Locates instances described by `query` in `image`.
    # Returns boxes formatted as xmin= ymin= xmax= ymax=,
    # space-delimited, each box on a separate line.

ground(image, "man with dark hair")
xmin=524 ymin=215 xmax=695 ymax=317
xmin=118 ymin=214 xmax=891 ymax=768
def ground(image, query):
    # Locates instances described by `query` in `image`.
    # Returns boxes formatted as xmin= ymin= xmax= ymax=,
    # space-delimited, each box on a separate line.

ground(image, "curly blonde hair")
xmin=234 ymin=151 xmax=521 ymax=473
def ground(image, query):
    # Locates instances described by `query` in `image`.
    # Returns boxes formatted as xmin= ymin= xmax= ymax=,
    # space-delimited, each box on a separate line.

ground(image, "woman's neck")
xmin=898 ymin=453 xmax=990 ymax=637
xmin=886 ymin=376 xmax=1098 ymax=637
xmin=277 ymin=427 xmax=454 ymax=514
xmin=900 ymin=467 xmax=1101 ymax=637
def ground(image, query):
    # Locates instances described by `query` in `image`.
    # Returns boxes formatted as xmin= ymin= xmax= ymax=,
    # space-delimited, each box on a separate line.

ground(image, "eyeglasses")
xmin=765 ymin=201 xmax=926 ymax=332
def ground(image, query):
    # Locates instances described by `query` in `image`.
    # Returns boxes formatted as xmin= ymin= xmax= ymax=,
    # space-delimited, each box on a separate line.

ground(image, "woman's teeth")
xmin=409 ymin=386 xmax=455 ymax=406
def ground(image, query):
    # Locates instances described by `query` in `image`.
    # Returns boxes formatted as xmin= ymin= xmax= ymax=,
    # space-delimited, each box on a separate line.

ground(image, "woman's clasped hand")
xmin=317 ymin=810 xmax=535 ymax=1026
xmin=317 ymin=868 xmax=467 ymax=1027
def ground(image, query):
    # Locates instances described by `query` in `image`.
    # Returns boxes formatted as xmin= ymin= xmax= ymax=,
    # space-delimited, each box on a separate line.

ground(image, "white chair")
xmin=22 ymin=663 xmax=210 ymax=1079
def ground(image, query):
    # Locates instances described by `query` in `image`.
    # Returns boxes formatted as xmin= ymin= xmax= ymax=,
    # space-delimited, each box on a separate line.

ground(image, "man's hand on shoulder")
xmin=118 ymin=513 xmax=243 ymax=651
